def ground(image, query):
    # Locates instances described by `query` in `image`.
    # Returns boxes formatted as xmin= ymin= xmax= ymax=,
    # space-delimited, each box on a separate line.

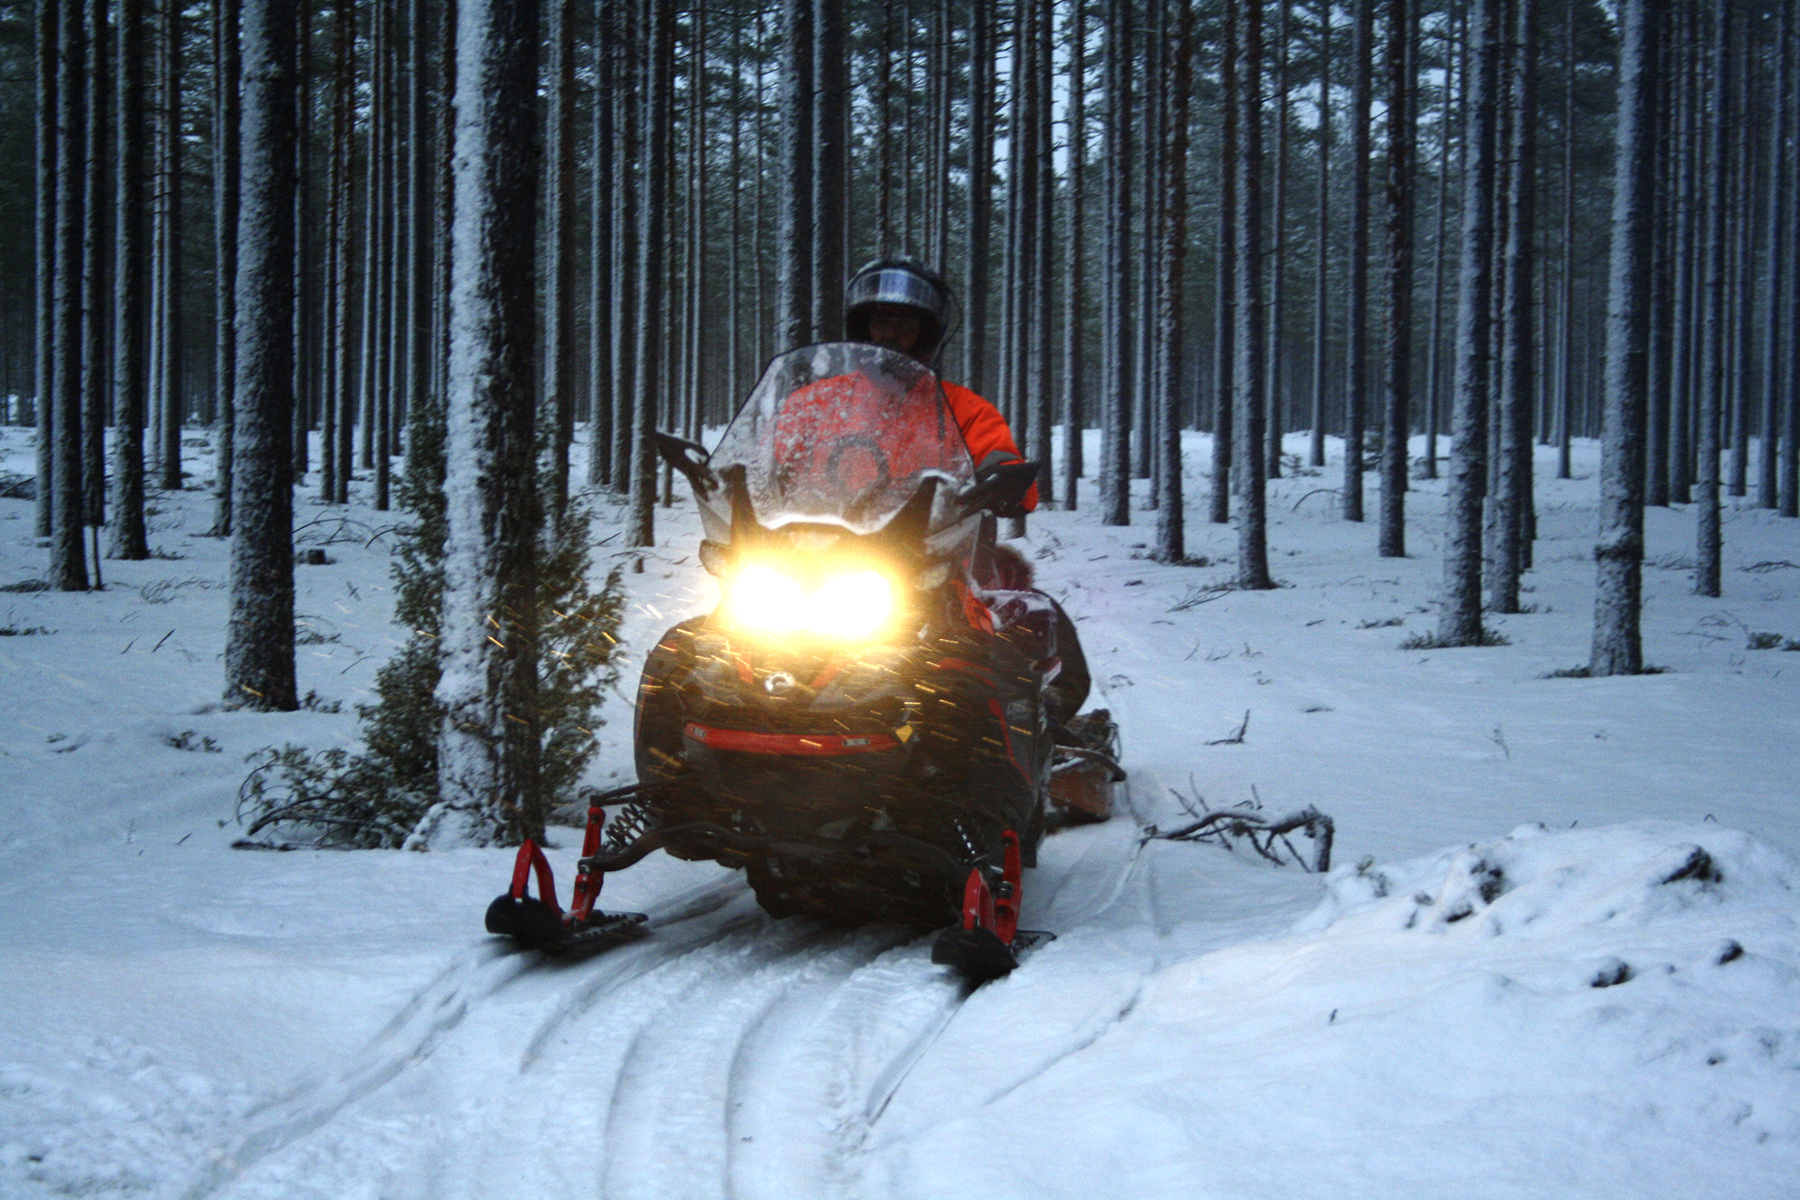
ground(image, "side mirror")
xmin=959 ymin=459 xmax=1040 ymax=516
xmin=654 ymin=431 xmax=716 ymax=498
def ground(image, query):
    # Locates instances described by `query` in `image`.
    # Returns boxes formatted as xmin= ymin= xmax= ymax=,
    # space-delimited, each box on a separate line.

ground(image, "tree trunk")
xmin=157 ymin=0 xmax=183 ymax=495
xmin=1591 ymin=0 xmax=1661 ymax=677
xmin=1211 ymin=0 xmax=1237 ymax=526
xmin=1267 ymin=0 xmax=1292 ymax=481
xmin=630 ymin=0 xmax=676 ymax=548
xmin=775 ymin=0 xmax=813 ymax=351
xmin=1235 ymin=0 xmax=1274 ymax=590
xmin=1379 ymin=0 xmax=1415 ymax=558
xmin=1343 ymin=0 xmax=1373 ymax=523
xmin=545 ymin=0 xmax=577 ymax=526
xmin=1759 ymin=0 xmax=1788 ymax=512
xmin=437 ymin=0 xmax=545 ymax=844
xmin=224 ymin=0 xmax=299 ymax=711
xmin=1437 ymin=0 xmax=1501 ymax=647
xmin=1695 ymin=0 xmax=1728 ymax=597
xmin=1154 ymin=0 xmax=1194 ymax=564
xmin=587 ymin=0 xmax=616 ymax=489
xmin=1099 ymin=0 xmax=1132 ymax=526
xmin=1491 ymin=0 xmax=1537 ymax=611
xmin=966 ymin=0 xmax=995 ymax=395
xmin=210 ymin=0 xmax=241 ymax=536
xmin=1061 ymin=0 xmax=1086 ymax=510
xmin=1309 ymin=0 xmax=1332 ymax=469
xmin=34 ymin=0 xmax=55 ymax=538
xmin=50 ymin=0 xmax=87 ymax=591
xmin=110 ymin=0 xmax=151 ymax=559
xmin=813 ymin=0 xmax=847 ymax=339
xmin=81 ymin=0 xmax=108 ymax=535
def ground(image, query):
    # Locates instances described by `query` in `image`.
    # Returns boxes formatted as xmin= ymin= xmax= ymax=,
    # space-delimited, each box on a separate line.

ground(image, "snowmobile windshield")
xmin=701 ymin=344 xmax=977 ymax=541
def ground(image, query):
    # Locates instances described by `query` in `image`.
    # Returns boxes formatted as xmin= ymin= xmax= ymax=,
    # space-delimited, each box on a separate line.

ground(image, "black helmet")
xmin=844 ymin=255 xmax=953 ymax=363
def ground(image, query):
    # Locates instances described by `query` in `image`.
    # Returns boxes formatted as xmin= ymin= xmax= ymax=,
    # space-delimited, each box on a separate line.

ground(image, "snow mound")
xmin=1295 ymin=820 xmax=1799 ymax=946
xmin=894 ymin=823 xmax=1800 ymax=1199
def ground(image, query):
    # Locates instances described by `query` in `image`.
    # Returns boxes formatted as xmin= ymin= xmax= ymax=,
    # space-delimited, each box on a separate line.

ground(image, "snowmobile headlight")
xmin=809 ymin=570 xmax=894 ymax=638
xmin=722 ymin=563 xmax=895 ymax=640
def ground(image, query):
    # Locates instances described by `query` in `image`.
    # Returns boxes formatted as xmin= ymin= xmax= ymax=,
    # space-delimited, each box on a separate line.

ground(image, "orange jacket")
xmin=942 ymin=381 xmax=1037 ymax=511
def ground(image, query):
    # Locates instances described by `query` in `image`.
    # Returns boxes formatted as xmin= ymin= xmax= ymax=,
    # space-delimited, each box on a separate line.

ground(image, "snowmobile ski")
xmin=929 ymin=828 xmax=1050 ymax=982
xmin=486 ymin=819 xmax=648 ymax=955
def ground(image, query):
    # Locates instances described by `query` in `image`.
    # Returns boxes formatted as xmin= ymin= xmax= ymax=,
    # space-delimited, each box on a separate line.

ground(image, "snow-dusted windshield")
xmin=700 ymin=344 xmax=976 ymax=540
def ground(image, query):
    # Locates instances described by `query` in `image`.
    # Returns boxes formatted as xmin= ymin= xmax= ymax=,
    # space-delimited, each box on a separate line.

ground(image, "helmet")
xmin=844 ymin=256 xmax=953 ymax=363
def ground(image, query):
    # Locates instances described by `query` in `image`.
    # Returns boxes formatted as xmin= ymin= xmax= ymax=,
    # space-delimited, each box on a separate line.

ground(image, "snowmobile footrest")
xmin=485 ymin=894 xmax=647 ymax=955
xmin=931 ymin=924 xmax=1017 ymax=980
xmin=930 ymin=925 xmax=1053 ymax=982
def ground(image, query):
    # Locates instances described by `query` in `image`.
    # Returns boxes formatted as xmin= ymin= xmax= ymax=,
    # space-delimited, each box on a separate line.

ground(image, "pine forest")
xmin=3 ymin=0 xmax=1798 ymax=835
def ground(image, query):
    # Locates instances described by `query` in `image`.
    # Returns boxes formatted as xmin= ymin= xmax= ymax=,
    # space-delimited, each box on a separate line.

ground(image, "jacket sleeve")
xmin=941 ymin=382 xmax=1038 ymax=511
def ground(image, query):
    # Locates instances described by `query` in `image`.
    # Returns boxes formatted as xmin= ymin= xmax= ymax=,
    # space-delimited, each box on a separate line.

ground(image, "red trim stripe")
xmin=683 ymin=721 xmax=899 ymax=757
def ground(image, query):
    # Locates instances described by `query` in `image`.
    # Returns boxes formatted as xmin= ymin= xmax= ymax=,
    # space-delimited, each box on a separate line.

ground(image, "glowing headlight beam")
xmin=722 ymin=565 xmax=895 ymax=639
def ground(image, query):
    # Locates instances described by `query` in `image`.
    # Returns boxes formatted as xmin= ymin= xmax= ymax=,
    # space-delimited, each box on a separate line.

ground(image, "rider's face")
xmin=865 ymin=305 xmax=923 ymax=356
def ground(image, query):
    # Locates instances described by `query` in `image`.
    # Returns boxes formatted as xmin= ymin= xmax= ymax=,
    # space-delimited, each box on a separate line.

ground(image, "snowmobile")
xmin=486 ymin=344 xmax=1124 ymax=981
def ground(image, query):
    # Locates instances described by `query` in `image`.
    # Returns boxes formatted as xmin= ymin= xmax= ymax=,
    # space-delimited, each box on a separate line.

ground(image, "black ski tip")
xmin=931 ymin=925 xmax=1020 ymax=982
xmin=486 ymin=894 xmax=573 ymax=953
xmin=486 ymin=895 xmax=650 ymax=956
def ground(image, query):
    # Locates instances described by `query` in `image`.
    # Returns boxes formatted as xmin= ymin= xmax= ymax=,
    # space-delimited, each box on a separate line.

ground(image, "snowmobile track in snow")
xmin=177 ymin=768 xmax=1199 ymax=1200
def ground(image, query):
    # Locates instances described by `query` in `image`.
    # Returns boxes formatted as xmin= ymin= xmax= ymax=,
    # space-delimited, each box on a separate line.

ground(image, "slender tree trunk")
xmin=1212 ymin=0 xmax=1237 ymax=525
xmin=50 ymin=0 xmax=87 ymax=591
xmin=1786 ymin=0 xmax=1800 ymax=518
xmin=1236 ymin=0 xmax=1274 ymax=589
xmin=1424 ymin=6 xmax=1459 ymax=481
xmin=1591 ymin=0 xmax=1661 ymax=677
xmin=1309 ymin=0 xmax=1332 ymax=468
xmin=225 ymin=0 xmax=300 ymax=711
xmin=1062 ymin=0 xmax=1086 ymax=510
xmin=813 ymin=0 xmax=847 ymax=339
xmin=436 ymin=0 xmax=545 ymax=844
xmin=81 ymin=0 xmax=108 ymax=535
xmin=1437 ymin=0 xmax=1501 ymax=646
xmin=630 ymin=0 xmax=675 ymax=547
xmin=371 ymin=4 xmax=394 ymax=512
xmin=1668 ymin=10 xmax=1696 ymax=505
xmin=211 ymin=0 xmax=240 ymax=536
xmin=545 ymin=0 xmax=577 ymax=526
xmin=1099 ymin=0 xmax=1132 ymax=526
xmin=34 ymin=0 xmax=56 ymax=538
xmin=1491 ymin=0 xmax=1537 ymax=611
xmin=967 ymin=0 xmax=995 ymax=395
xmin=775 ymin=0 xmax=813 ymax=352
xmin=1557 ymin=0 xmax=1578 ymax=483
xmin=1343 ymin=0 xmax=1374 ymax=522
xmin=157 ymin=0 xmax=183 ymax=494
xmin=1759 ymin=0 xmax=1789 ymax=511
xmin=1695 ymin=0 xmax=1728 ymax=597
xmin=110 ymin=0 xmax=151 ymax=559
xmin=328 ymin=0 xmax=355 ymax=505
xmin=1267 ymin=0 xmax=1291 ymax=480
xmin=588 ymin=0 xmax=616 ymax=489
xmin=611 ymin=1 xmax=639 ymax=495
xmin=1380 ymin=0 xmax=1415 ymax=558
xmin=1155 ymin=0 xmax=1194 ymax=564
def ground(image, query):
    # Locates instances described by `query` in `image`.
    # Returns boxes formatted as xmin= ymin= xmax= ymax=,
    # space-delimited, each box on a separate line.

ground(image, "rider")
xmin=844 ymin=256 xmax=1037 ymax=516
xmin=843 ymin=255 xmax=1087 ymax=726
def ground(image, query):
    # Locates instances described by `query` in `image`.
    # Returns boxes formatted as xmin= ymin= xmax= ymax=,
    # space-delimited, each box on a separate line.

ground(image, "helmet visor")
xmin=845 ymin=267 xmax=947 ymax=326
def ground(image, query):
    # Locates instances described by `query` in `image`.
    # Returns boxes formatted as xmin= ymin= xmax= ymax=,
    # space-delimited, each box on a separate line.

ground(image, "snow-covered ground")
xmin=1 ymin=424 xmax=1796 ymax=1199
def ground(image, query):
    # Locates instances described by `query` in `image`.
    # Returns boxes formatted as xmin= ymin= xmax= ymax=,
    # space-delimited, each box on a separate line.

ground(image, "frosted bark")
xmin=224 ymin=0 xmax=298 ymax=711
xmin=1437 ymin=0 xmax=1500 ymax=647
xmin=1591 ymin=0 xmax=1661 ymax=677
xmin=435 ymin=0 xmax=544 ymax=846
xmin=1234 ymin=0 xmax=1273 ymax=590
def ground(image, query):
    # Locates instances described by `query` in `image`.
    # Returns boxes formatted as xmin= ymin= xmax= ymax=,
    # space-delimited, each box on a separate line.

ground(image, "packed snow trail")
xmin=163 ymin=763 xmax=1321 ymax=1200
